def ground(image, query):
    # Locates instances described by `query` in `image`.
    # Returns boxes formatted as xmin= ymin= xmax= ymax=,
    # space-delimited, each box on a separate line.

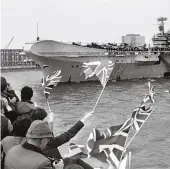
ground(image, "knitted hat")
xmin=26 ymin=120 xmax=53 ymax=139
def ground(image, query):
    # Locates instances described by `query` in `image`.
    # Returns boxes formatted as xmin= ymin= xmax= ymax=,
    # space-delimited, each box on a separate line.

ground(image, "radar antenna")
xmin=157 ymin=17 xmax=168 ymax=34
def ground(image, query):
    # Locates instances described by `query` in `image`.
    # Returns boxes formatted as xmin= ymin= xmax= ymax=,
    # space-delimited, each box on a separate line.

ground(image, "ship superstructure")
xmin=152 ymin=17 xmax=170 ymax=48
xmin=23 ymin=18 xmax=170 ymax=82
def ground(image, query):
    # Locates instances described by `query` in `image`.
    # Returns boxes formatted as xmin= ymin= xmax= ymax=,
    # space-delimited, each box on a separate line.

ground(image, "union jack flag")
xmin=82 ymin=60 xmax=115 ymax=87
xmin=132 ymin=103 xmax=155 ymax=133
xmin=98 ymin=119 xmax=131 ymax=169
xmin=110 ymin=151 xmax=131 ymax=169
xmin=64 ymin=143 xmax=87 ymax=158
xmin=65 ymin=118 xmax=132 ymax=169
xmin=42 ymin=70 xmax=62 ymax=99
xmin=131 ymin=82 xmax=155 ymax=132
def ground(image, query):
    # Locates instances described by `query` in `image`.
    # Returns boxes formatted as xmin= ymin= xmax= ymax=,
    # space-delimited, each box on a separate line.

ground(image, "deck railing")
xmin=1 ymin=61 xmax=36 ymax=67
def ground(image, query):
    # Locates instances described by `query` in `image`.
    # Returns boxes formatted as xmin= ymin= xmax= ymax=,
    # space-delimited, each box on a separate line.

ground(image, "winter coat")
xmin=1 ymin=136 xmax=26 ymax=154
xmin=4 ymin=142 xmax=53 ymax=169
xmin=16 ymin=101 xmax=36 ymax=115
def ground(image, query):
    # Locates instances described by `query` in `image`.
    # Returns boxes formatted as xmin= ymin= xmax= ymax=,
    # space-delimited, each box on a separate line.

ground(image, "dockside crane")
xmin=4 ymin=37 xmax=14 ymax=49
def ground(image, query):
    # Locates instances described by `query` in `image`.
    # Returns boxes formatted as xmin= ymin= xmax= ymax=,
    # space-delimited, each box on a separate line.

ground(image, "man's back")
xmin=4 ymin=144 xmax=52 ymax=169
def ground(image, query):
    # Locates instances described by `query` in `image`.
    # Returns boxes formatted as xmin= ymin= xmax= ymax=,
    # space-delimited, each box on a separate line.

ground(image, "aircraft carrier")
xmin=23 ymin=17 xmax=170 ymax=82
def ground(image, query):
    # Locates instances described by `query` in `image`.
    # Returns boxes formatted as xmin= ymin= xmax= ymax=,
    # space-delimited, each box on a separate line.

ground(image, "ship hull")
xmin=28 ymin=53 xmax=170 ymax=82
xmin=24 ymin=40 xmax=170 ymax=82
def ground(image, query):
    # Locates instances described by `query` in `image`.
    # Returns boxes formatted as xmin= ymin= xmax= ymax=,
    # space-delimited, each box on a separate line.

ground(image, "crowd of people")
xmin=1 ymin=76 xmax=94 ymax=169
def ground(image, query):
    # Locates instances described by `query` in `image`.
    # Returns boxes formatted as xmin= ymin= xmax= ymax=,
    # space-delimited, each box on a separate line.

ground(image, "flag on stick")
xmin=132 ymin=104 xmax=155 ymax=132
xmin=99 ymin=119 xmax=131 ymax=169
xmin=82 ymin=60 xmax=115 ymax=87
xmin=65 ymin=118 xmax=132 ymax=169
xmin=41 ymin=65 xmax=62 ymax=126
xmin=125 ymin=81 xmax=155 ymax=149
xmin=42 ymin=69 xmax=62 ymax=99
xmin=82 ymin=60 xmax=115 ymax=112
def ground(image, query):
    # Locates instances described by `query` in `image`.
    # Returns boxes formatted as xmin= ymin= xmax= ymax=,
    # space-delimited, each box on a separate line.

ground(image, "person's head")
xmin=1 ymin=77 xmax=8 ymax=92
xmin=31 ymin=108 xmax=47 ymax=121
xmin=26 ymin=120 xmax=53 ymax=150
xmin=12 ymin=114 xmax=32 ymax=137
xmin=21 ymin=86 xmax=33 ymax=101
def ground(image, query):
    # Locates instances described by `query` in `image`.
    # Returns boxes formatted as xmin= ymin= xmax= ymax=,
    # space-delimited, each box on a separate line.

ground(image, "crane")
xmin=4 ymin=37 xmax=14 ymax=49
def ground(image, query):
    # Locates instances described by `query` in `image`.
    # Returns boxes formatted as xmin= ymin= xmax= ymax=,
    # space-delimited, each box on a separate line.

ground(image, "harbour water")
xmin=1 ymin=70 xmax=170 ymax=169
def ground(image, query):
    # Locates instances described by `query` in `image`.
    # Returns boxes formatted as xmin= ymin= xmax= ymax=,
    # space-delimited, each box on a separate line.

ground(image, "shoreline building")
xmin=1 ymin=49 xmax=39 ymax=69
xmin=122 ymin=34 xmax=145 ymax=47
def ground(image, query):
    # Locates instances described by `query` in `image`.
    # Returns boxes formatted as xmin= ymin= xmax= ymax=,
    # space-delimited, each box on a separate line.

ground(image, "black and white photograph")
xmin=1 ymin=0 xmax=170 ymax=169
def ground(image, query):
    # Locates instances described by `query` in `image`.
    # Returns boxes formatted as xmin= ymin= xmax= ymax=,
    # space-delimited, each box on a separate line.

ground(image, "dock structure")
xmin=1 ymin=61 xmax=39 ymax=70
xmin=1 ymin=49 xmax=40 ymax=70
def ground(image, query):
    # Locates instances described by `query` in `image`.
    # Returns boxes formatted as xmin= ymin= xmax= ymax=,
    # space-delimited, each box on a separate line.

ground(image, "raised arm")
xmin=48 ymin=111 xmax=93 ymax=147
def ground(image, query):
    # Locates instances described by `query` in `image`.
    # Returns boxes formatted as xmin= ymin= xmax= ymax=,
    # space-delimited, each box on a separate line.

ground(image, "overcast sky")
xmin=1 ymin=0 xmax=170 ymax=49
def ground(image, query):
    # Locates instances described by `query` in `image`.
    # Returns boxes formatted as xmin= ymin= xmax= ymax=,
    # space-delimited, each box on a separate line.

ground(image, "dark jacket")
xmin=1 ymin=92 xmax=19 ymax=123
xmin=4 ymin=142 xmax=53 ymax=169
xmin=1 ymin=115 xmax=10 ymax=140
xmin=43 ymin=120 xmax=84 ymax=160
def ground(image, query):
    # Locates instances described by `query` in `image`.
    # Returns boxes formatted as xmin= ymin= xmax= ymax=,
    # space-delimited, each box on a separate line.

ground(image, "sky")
xmin=1 ymin=0 xmax=170 ymax=49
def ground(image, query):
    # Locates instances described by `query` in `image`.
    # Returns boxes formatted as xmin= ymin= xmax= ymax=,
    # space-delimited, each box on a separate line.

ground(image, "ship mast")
xmin=36 ymin=22 xmax=39 ymax=41
xmin=157 ymin=17 xmax=167 ymax=34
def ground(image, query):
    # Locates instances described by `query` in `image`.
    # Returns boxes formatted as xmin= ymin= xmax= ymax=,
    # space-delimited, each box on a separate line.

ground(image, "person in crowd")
xmin=30 ymin=107 xmax=48 ymax=121
xmin=1 ymin=77 xmax=19 ymax=105
xmin=29 ymin=107 xmax=93 ymax=169
xmin=6 ymin=83 xmax=19 ymax=103
xmin=1 ymin=112 xmax=13 ymax=141
xmin=4 ymin=120 xmax=54 ymax=169
xmin=16 ymin=86 xmax=36 ymax=115
xmin=1 ymin=77 xmax=19 ymax=123
xmin=1 ymin=114 xmax=32 ymax=154
xmin=1 ymin=96 xmax=18 ymax=124
xmin=1 ymin=108 xmax=48 ymax=154
xmin=37 ymin=107 xmax=93 ymax=169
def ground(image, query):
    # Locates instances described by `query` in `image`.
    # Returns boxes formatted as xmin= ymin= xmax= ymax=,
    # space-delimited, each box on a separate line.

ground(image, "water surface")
xmin=2 ymin=70 xmax=170 ymax=169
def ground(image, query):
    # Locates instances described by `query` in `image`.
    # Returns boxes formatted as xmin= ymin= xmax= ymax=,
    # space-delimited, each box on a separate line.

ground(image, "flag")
xmin=99 ymin=119 xmax=131 ymax=168
xmin=124 ymin=82 xmax=156 ymax=150
xmin=106 ymin=151 xmax=131 ymax=169
xmin=64 ymin=143 xmax=88 ymax=159
xmin=85 ymin=118 xmax=131 ymax=155
xmin=132 ymin=104 xmax=155 ymax=132
xmin=118 ymin=151 xmax=131 ymax=169
xmin=65 ymin=118 xmax=132 ymax=169
xmin=82 ymin=60 xmax=115 ymax=87
xmin=131 ymin=83 xmax=155 ymax=132
xmin=42 ymin=70 xmax=62 ymax=99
